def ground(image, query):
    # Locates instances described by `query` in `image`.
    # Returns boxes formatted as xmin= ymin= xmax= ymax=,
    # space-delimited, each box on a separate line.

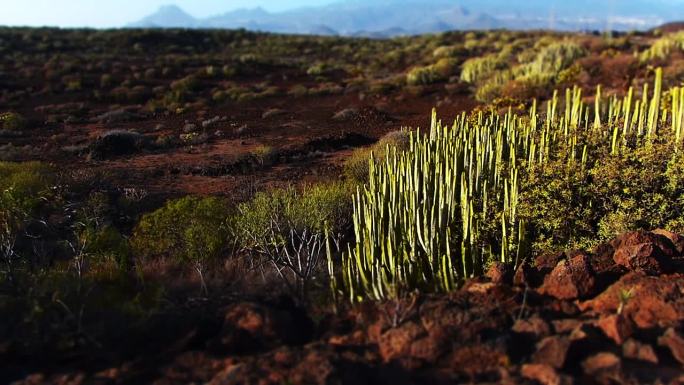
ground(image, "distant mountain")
xmin=128 ymin=0 xmax=684 ymax=36
xmin=128 ymin=5 xmax=197 ymax=28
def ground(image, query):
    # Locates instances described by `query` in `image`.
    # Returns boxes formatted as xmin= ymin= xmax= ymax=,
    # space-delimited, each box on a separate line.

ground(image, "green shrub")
xmin=80 ymin=225 xmax=131 ymax=269
xmin=252 ymin=145 xmax=277 ymax=167
xmin=591 ymin=142 xmax=684 ymax=238
xmin=0 ymin=161 xmax=56 ymax=217
xmin=432 ymin=45 xmax=464 ymax=59
xmin=474 ymin=71 xmax=512 ymax=103
xmin=131 ymin=196 xmax=230 ymax=263
xmin=343 ymin=148 xmax=372 ymax=183
xmin=514 ymin=41 xmax=585 ymax=83
xmin=518 ymin=154 xmax=596 ymax=252
xmin=406 ymin=65 xmax=439 ymax=86
xmin=556 ymin=63 xmax=583 ymax=85
xmin=234 ymin=182 xmax=352 ymax=300
xmin=516 ymin=123 xmax=684 ymax=251
xmin=1 ymin=112 xmax=27 ymax=131
xmin=460 ymin=53 xmax=508 ymax=84
xmin=344 ymin=131 xmax=411 ymax=183
xmin=0 ymin=162 xmax=56 ymax=281
xmin=432 ymin=57 xmax=458 ymax=78
xmin=306 ymin=62 xmax=328 ymax=76
xmin=640 ymin=31 xmax=684 ymax=62
xmin=235 ymin=183 xmax=352 ymax=247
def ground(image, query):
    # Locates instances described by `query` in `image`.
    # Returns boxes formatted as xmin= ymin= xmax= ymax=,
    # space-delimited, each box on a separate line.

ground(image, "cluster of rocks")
xmin=12 ymin=230 xmax=684 ymax=385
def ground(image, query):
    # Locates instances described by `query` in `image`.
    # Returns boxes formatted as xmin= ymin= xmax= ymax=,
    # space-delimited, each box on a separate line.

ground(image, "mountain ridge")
xmin=128 ymin=1 xmax=684 ymax=36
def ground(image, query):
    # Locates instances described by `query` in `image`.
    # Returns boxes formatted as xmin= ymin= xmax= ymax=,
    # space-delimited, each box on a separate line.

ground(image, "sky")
xmin=0 ymin=0 xmax=337 ymax=28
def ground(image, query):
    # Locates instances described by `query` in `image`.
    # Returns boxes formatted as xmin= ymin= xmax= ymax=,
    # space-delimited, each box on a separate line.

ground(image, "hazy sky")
xmin=0 ymin=0 xmax=337 ymax=28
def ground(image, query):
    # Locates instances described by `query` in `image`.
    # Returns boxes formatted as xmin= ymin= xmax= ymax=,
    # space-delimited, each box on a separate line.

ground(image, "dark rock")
xmin=513 ymin=262 xmax=545 ymax=288
xmin=610 ymin=230 xmax=678 ymax=258
xmin=448 ymin=345 xmax=510 ymax=379
xmin=89 ymin=130 xmax=147 ymax=160
xmin=652 ymin=229 xmax=684 ymax=255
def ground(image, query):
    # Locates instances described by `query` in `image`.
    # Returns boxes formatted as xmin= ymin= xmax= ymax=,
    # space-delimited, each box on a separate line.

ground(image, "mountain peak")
xmin=129 ymin=4 xmax=196 ymax=28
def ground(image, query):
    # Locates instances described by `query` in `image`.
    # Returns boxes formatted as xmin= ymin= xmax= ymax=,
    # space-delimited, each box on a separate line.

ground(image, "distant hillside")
xmin=128 ymin=0 xmax=684 ymax=36
xmin=656 ymin=21 xmax=684 ymax=33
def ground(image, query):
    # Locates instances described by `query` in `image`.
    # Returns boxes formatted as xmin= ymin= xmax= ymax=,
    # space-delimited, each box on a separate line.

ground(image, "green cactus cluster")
xmin=639 ymin=31 xmax=684 ymax=63
xmin=330 ymin=67 xmax=684 ymax=302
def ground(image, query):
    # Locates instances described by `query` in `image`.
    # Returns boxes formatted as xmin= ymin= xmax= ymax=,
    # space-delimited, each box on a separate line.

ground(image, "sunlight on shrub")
xmin=460 ymin=52 xmax=508 ymax=84
xmin=406 ymin=65 xmax=439 ymax=86
xmin=234 ymin=183 xmax=352 ymax=300
xmin=131 ymin=196 xmax=230 ymax=263
xmin=344 ymin=130 xmax=411 ymax=183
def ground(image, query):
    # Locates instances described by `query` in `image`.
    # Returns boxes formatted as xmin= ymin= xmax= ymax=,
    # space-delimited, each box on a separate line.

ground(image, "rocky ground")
xmin=9 ymin=229 xmax=684 ymax=385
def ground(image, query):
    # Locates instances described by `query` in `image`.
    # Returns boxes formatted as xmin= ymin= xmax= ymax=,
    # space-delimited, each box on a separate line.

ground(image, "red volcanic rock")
xmin=521 ymin=364 xmax=571 ymax=385
xmin=538 ymin=254 xmax=596 ymax=300
xmin=486 ymin=261 xmax=512 ymax=284
xmin=377 ymin=321 xmax=426 ymax=363
xmin=658 ymin=328 xmax=684 ymax=365
xmin=580 ymin=273 xmax=684 ymax=329
xmin=532 ymin=336 xmax=571 ymax=369
xmin=597 ymin=314 xmax=633 ymax=345
xmin=551 ymin=319 xmax=583 ymax=334
xmin=514 ymin=251 xmax=574 ymax=289
xmin=610 ymin=230 xmax=678 ymax=257
xmin=512 ymin=316 xmax=551 ymax=339
xmin=622 ymin=339 xmax=658 ymax=364
xmin=218 ymin=302 xmax=310 ymax=352
xmin=613 ymin=242 xmax=672 ymax=275
xmin=448 ymin=345 xmax=510 ymax=379
xmin=328 ymin=330 xmax=365 ymax=346
xmin=590 ymin=230 xmax=680 ymax=276
xmin=581 ymin=352 xmax=622 ymax=384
